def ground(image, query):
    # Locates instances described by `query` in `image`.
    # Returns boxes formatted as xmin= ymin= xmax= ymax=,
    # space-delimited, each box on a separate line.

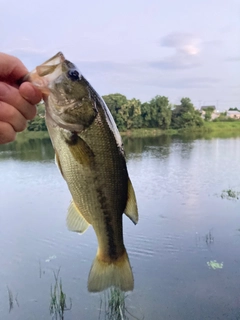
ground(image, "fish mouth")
xmin=23 ymin=52 xmax=66 ymax=94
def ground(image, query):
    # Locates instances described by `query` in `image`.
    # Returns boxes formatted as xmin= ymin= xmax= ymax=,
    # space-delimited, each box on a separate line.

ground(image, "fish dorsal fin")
xmin=124 ymin=178 xmax=138 ymax=225
xmin=67 ymin=201 xmax=89 ymax=233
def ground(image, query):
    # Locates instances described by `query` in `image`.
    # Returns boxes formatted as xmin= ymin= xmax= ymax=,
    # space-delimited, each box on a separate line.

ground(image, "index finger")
xmin=0 ymin=52 xmax=28 ymax=85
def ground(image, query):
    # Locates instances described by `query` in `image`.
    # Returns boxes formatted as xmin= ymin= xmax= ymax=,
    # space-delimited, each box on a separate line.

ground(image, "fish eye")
xmin=67 ymin=70 xmax=79 ymax=81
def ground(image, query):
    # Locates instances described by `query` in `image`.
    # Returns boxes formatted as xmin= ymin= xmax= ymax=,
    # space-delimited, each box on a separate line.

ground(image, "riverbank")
xmin=18 ymin=120 xmax=240 ymax=140
xmin=18 ymin=128 xmax=178 ymax=140
xmin=120 ymin=128 xmax=177 ymax=137
xmin=178 ymin=121 xmax=240 ymax=133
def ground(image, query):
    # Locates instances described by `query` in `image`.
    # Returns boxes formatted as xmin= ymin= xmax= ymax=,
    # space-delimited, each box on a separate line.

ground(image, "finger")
xmin=0 ymin=52 xmax=28 ymax=84
xmin=19 ymin=82 xmax=42 ymax=105
xmin=0 ymin=82 xmax=37 ymax=120
xmin=0 ymin=101 xmax=27 ymax=132
xmin=0 ymin=121 xmax=16 ymax=144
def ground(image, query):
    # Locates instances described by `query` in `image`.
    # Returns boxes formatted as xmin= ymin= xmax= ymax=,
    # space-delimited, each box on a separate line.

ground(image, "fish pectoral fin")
xmin=66 ymin=134 xmax=95 ymax=167
xmin=124 ymin=178 xmax=138 ymax=225
xmin=67 ymin=201 xmax=89 ymax=233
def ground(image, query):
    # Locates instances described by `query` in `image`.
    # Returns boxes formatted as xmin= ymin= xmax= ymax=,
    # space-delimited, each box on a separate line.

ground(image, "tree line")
xmin=27 ymin=94 xmax=204 ymax=132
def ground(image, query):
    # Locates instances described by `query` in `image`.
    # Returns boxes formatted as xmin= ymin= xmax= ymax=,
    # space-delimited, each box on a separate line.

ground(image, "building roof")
xmin=200 ymin=106 xmax=216 ymax=110
xmin=227 ymin=111 xmax=240 ymax=115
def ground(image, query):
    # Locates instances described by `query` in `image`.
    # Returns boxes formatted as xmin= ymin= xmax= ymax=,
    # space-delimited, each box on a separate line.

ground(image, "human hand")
xmin=0 ymin=53 xmax=42 ymax=144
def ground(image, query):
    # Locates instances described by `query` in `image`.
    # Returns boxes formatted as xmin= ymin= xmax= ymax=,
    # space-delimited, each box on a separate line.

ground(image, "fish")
xmin=25 ymin=52 xmax=138 ymax=292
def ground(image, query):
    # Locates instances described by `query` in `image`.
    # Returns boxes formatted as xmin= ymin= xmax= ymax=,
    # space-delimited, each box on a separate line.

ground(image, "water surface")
xmin=0 ymin=133 xmax=240 ymax=319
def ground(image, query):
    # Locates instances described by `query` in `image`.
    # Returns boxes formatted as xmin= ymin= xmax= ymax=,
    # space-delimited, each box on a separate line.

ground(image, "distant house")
xmin=226 ymin=111 xmax=240 ymax=119
xmin=211 ymin=111 xmax=221 ymax=120
xmin=200 ymin=106 xmax=216 ymax=111
xmin=200 ymin=106 xmax=220 ymax=120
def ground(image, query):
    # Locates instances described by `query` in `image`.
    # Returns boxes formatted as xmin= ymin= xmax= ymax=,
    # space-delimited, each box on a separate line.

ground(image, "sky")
xmin=1 ymin=0 xmax=239 ymax=110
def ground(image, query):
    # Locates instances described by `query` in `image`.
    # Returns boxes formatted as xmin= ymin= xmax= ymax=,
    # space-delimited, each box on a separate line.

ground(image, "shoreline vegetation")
xmin=18 ymin=121 xmax=240 ymax=141
xmin=23 ymin=94 xmax=240 ymax=139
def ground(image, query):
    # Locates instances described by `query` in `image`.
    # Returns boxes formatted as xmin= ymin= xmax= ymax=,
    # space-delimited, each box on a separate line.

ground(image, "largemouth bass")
xmin=25 ymin=52 xmax=138 ymax=292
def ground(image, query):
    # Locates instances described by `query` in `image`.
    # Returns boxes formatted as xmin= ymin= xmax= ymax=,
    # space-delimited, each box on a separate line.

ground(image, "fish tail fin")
xmin=87 ymin=249 xmax=134 ymax=293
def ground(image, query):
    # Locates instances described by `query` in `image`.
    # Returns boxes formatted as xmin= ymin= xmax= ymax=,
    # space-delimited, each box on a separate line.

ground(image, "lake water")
xmin=0 ymin=133 xmax=240 ymax=320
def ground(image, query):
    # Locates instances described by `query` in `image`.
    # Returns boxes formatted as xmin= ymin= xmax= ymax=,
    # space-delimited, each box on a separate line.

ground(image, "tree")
xmin=229 ymin=107 xmax=240 ymax=112
xmin=102 ymin=94 xmax=128 ymax=131
xmin=140 ymin=96 xmax=172 ymax=129
xmin=27 ymin=103 xmax=47 ymax=131
xmin=141 ymin=102 xmax=152 ymax=128
xmin=204 ymin=111 xmax=212 ymax=121
xmin=148 ymin=96 xmax=172 ymax=129
xmin=171 ymin=97 xmax=203 ymax=129
xmin=121 ymin=99 xmax=142 ymax=129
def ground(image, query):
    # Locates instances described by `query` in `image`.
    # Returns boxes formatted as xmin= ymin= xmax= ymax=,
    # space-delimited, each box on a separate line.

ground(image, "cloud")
xmin=63 ymin=58 xmax=219 ymax=89
xmin=225 ymin=56 xmax=240 ymax=62
xmin=1 ymin=47 xmax=221 ymax=92
xmin=160 ymin=32 xmax=201 ymax=55
xmin=74 ymin=60 xmax=128 ymax=74
xmin=150 ymin=32 xmax=202 ymax=70
xmin=128 ymin=76 xmax=220 ymax=89
xmin=149 ymin=54 xmax=201 ymax=70
xmin=3 ymin=47 xmax=49 ymax=70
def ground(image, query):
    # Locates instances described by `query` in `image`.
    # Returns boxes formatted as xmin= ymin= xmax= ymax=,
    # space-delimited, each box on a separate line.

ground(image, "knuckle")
xmin=7 ymin=106 xmax=17 ymax=122
xmin=0 ymin=102 xmax=15 ymax=122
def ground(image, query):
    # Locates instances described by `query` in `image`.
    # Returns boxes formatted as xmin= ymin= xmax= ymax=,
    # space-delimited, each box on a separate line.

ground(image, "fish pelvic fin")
xmin=66 ymin=200 xmax=89 ymax=233
xmin=87 ymin=249 xmax=134 ymax=293
xmin=124 ymin=178 xmax=138 ymax=225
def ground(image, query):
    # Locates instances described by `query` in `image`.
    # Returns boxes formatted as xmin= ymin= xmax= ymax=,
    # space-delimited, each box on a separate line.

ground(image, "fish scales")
xmin=25 ymin=52 xmax=138 ymax=292
xmin=49 ymin=108 xmax=128 ymax=261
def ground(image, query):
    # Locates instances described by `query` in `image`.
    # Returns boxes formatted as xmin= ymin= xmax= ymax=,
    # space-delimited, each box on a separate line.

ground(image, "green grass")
xmin=16 ymin=130 xmax=50 ymax=141
xmin=7 ymin=287 xmax=19 ymax=312
xmin=204 ymin=121 xmax=240 ymax=132
xmin=205 ymin=230 xmax=214 ymax=244
xmin=98 ymin=287 xmax=143 ymax=320
xmin=17 ymin=120 xmax=240 ymax=141
xmin=121 ymin=128 xmax=177 ymax=138
xmin=20 ymin=127 xmax=177 ymax=139
xmin=49 ymin=269 xmax=72 ymax=320
xmin=7 ymin=287 xmax=13 ymax=312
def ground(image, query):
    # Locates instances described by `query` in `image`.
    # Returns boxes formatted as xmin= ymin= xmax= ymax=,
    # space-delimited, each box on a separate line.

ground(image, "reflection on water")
xmin=0 ymin=135 xmax=54 ymax=161
xmin=1 ymin=132 xmax=240 ymax=319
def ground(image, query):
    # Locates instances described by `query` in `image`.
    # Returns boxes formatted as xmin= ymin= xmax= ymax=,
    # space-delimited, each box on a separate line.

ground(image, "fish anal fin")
xmin=67 ymin=201 xmax=89 ymax=233
xmin=88 ymin=249 xmax=134 ymax=292
xmin=124 ymin=178 xmax=138 ymax=225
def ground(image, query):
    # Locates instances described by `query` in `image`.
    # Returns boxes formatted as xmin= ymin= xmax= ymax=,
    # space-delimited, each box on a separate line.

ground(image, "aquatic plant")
xmin=207 ymin=260 xmax=223 ymax=270
xmin=7 ymin=286 xmax=19 ymax=312
xmin=7 ymin=286 xmax=13 ymax=312
xmin=49 ymin=269 xmax=72 ymax=320
xmin=205 ymin=230 xmax=214 ymax=244
xmin=107 ymin=287 xmax=127 ymax=320
xmin=98 ymin=287 xmax=143 ymax=320
xmin=220 ymin=189 xmax=240 ymax=200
